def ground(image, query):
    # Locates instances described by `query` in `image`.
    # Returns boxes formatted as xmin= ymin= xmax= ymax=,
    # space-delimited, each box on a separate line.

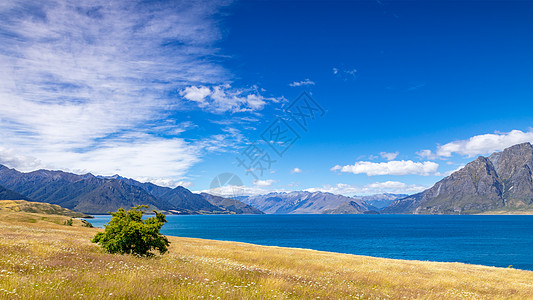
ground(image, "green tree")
xmin=92 ymin=205 xmax=170 ymax=256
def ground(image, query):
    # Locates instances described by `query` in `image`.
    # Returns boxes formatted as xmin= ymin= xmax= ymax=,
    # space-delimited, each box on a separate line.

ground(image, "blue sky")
xmin=0 ymin=0 xmax=532 ymax=196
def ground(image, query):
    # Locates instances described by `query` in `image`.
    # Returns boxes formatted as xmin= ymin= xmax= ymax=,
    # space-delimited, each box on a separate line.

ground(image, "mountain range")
xmin=2 ymin=142 xmax=532 ymax=215
xmin=384 ymin=142 xmax=533 ymax=214
xmin=0 ymin=165 xmax=260 ymax=215
xmin=358 ymin=193 xmax=408 ymax=209
xmin=0 ymin=163 xmax=399 ymax=215
xmin=238 ymin=191 xmax=378 ymax=214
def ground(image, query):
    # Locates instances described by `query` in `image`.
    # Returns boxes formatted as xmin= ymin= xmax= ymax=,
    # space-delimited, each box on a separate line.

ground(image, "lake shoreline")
xmin=1 ymin=215 xmax=533 ymax=299
xmin=86 ymin=214 xmax=533 ymax=271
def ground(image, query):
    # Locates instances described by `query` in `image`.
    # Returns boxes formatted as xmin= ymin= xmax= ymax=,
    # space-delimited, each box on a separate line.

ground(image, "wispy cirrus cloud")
xmin=194 ymin=127 xmax=246 ymax=153
xmin=289 ymin=79 xmax=315 ymax=87
xmin=0 ymin=0 xmax=251 ymax=185
xmin=380 ymin=151 xmax=399 ymax=160
xmin=332 ymin=67 xmax=357 ymax=80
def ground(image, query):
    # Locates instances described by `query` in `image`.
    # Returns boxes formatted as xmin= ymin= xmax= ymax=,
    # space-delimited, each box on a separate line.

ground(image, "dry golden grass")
xmin=1 ymin=212 xmax=533 ymax=299
xmin=0 ymin=200 xmax=89 ymax=218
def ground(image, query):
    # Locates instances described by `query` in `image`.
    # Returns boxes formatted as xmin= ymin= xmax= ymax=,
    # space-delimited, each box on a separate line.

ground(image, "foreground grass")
xmin=1 ymin=214 xmax=533 ymax=299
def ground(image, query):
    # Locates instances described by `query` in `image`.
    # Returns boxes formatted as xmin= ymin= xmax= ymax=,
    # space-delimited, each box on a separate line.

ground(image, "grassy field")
xmin=0 ymin=200 xmax=89 ymax=219
xmin=1 ymin=212 xmax=533 ymax=299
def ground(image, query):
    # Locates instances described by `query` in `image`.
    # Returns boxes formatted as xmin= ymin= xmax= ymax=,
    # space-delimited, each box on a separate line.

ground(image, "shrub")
xmin=91 ymin=205 xmax=170 ymax=256
xmin=64 ymin=218 xmax=73 ymax=226
xmin=81 ymin=220 xmax=93 ymax=228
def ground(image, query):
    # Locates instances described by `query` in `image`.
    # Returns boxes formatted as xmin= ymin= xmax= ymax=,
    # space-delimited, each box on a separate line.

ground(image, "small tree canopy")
xmin=92 ymin=205 xmax=170 ymax=256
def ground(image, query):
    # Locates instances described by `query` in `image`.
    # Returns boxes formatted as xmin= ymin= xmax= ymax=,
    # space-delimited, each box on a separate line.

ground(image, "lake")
xmin=87 ymin=214 xmax=533 ymax=271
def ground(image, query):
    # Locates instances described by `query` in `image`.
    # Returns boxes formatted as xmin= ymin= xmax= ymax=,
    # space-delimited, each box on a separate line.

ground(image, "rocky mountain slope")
xmin=106 ymin=176 xmax=225 ymax=214
xmin=383 ymin=142 xmax=533 ymax=214
xmin=239 ymin=191 xmax=376 ymax=214
xmin=201 ymin=193 xmax=264 ymax=214
xmin=0 ymin=165 xmax=261 ymax=215
xmin=323 ymin=201 xmax=377 ymax=214
xmin=0 ymin=184 xmax=28 ymax=200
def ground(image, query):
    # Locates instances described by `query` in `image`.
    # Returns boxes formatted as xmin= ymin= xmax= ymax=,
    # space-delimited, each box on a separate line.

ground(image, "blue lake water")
xmin=87 ymin=214 xmax=533 ymax=271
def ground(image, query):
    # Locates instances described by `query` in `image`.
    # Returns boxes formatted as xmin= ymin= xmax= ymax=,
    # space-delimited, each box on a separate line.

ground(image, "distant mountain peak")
xmin=240 ymin=190 xmax=376 ymax=214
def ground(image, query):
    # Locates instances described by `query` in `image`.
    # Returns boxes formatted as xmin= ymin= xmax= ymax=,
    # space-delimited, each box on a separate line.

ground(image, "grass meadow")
xmin=1 ymin=211 xmax=533 ymax=299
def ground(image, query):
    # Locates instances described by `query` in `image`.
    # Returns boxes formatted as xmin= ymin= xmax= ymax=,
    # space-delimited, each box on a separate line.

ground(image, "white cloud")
xmin=331 ymin=160 xmax=439 ymax=176
xmin=253 ymin=179 xmax=276 ymax=187
xmin=196 ymin=185 xmax=285 ymax=197
xmin=180 ymin=84 xmax=281 ymax=113
xmin=180 ymin=86 xmax=212 ymax=103
xmin=0 ymin=147 xmax=42 ymax=171
xmin=289 ymin=79 xmax=315 ymax=87
xmin=291 ymin=167 xmax=302 ymax=174
xmin=416 ymin=149 xmax=437 ymax=159
xmin=135 ymin=177 xmax=194 ymax=188
xmin=380 ymin=151 xmax=399 ymax=160
xmin=36 ymin=134 xmax=201 ymax=180
xmin=0 ymin=0 xmax=245 ymax=185
xmin=435 ymin=129 xmax=533 ymax=158
xmin=434 ymin=165 xmax=465 ymax=177
xmin=332 ymin=67 xmax=357 ymax=80
xmin=305 ymin=181 xmax=427 ymax=196
xmin=198 ymin=180 xmax=428 ymax=198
